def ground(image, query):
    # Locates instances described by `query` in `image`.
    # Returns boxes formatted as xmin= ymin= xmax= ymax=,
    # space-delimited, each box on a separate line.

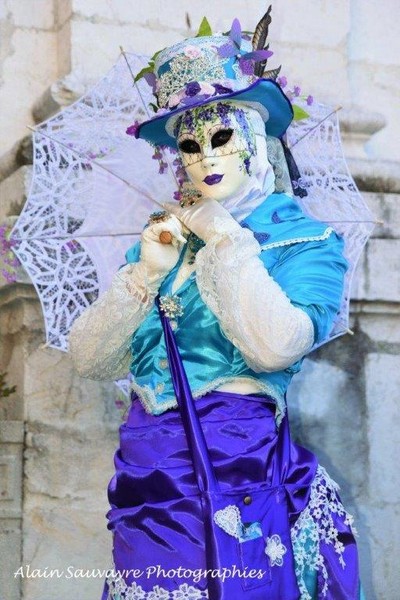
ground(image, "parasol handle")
xmin=159 ymin=231 xmax=173 ymax=244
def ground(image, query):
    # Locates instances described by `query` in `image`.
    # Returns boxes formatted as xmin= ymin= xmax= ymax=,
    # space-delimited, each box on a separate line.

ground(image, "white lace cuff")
xmin=68 ymin=262 xmax=158 ymax=380
xmin=195 ymin=222 xmax=314 ymax=373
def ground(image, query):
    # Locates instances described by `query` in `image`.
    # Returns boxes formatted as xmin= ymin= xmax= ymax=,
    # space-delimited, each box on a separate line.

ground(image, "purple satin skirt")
xmin=101 ymin=390 xmax=360 ymax=599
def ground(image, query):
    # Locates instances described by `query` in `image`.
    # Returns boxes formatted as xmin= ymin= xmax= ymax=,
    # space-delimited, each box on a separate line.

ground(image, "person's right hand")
xmin=139 ymin=215 xmax=187 ymax=286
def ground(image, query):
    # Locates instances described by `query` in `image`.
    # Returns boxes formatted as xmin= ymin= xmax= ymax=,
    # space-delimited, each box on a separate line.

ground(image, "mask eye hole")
xmin=178 ymin=139 xmax=201 ymax=154
xmin=211 ymin=128 xmax=233 ymax=149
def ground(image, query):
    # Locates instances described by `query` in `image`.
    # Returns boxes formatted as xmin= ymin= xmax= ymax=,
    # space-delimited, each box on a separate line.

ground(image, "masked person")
xmin=69 ymin=16 xmax=364 ymax=600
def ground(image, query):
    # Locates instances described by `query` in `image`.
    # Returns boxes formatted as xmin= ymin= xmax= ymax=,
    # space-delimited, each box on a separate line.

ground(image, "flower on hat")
xmin=217 ymin=18 xmax=273 ymax=77
xmin=184 ymin=45 xmax=202 ymax=59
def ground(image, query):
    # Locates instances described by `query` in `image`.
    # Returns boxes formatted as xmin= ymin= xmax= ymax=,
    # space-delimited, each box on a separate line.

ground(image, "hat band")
xmin=156 ymin=45 xmax=255 ymax=109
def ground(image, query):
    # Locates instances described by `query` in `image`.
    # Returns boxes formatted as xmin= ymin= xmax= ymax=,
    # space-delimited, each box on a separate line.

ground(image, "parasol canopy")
xmin=10 ymin=52 xmax=375 ymax=354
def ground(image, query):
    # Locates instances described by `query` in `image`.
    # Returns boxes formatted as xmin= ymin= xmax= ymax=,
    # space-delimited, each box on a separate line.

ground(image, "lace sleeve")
xmin=68 ymin=261 xmax=158 ymax=380
xmin=195 ymin=218 xmax=314 ymax=373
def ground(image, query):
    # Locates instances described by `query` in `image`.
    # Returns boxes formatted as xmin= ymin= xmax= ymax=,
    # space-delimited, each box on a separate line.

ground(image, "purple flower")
xmin=159 ymin=161 xmax=168 ymax=174
xmin=239 ymin=58 xmax=254 ymax=75
xmin=306 ymin=95 xmax=314 ymax=106
xmin=126 ymin=120 xmax=140 ymax=137
xmin=277 ymin=76 xmax=287 ymax=89
xmin=185 ymin=81 xmax=201 ymax=97
xmin=218 ymin=41 xmax=236 ymax=58
xmin=212 ymin=83 xmax=232 ymax=96
xmin=173 ymin=190 xmax=182 ymax=201
xmin=180 ymin=94 xmax=208 ymax=107
xmin=2 ymin=269 xmax=16 ymax=284
xmin=293 ymin=85 xmax=301 ymax=97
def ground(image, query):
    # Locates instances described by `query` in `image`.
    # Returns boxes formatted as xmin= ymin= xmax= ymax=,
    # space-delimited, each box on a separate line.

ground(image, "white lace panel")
xmin=106 ymin=579 xmax=209 ymax=599
xmin=195 ymin=219 xmax=314 ymax=373
xmin=291 ymin=465 xmax=358 ymax=599
xmin=68 ymin=262 xmax=158 ymax=380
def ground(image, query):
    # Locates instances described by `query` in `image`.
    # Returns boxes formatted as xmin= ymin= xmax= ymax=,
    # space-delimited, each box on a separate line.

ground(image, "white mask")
xmin=176 ymin=102 xmax=257 ymax=202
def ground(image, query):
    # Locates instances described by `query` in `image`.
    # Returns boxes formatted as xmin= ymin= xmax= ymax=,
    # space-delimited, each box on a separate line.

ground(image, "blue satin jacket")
xmin=124 ymin=193 xmax=348 ymax=416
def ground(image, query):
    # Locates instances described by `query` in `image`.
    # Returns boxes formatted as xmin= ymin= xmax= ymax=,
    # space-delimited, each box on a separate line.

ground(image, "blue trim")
xmin=135 ymin=78 xmax=293 ymax=148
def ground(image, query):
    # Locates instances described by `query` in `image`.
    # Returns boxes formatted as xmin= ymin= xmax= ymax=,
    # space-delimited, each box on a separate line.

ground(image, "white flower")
xmin=265 ymin=534 xmax=287 ymax=567
xmin=172 ymin=583 xmax=203 ymax=599
xmin=198 ymin=81 xmax=215 ymax=95
xmin=148 ymin=586 xmax=170 ymax=600
xmin=183 ymin=45 xmax=202 ymax=59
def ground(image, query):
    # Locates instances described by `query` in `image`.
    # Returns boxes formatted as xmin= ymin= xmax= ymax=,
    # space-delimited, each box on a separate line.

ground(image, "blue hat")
xmin=133 ymin=32 xmax=293 ymax=148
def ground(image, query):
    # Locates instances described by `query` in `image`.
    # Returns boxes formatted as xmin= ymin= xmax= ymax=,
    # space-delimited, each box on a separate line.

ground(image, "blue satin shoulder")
xmin=121 ymin=193 xmax=348 ymax=413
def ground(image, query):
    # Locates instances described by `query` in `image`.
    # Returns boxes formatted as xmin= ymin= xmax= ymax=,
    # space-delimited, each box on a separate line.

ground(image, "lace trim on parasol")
xmin=260 ymin=227 xmax=334 ymax=251
xmin=106 ymin=578 xmax=209 ymax=599
xmin=291 ymin=465 xmax=358 ymax=599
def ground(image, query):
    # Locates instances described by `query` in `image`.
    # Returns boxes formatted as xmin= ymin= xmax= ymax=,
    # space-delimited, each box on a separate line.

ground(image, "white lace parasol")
xmin=10 ymin=52 xmax=375 ymax=354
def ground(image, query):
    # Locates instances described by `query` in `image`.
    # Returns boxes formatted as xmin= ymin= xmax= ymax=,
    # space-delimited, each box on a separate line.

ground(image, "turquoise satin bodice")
xmin=124 ymin=193 xmax=348 ymax=416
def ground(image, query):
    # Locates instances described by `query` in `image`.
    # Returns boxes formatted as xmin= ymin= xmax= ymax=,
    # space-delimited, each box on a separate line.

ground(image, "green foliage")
xmin=134 ymin=50 xmax=163 ymax=84
xmin=196 ymin=17 xmax=212 ymax=37
xmin=0 ymin=372 xmax=16 ymax=399
xmin=134 ymin=65 xmax=155 ymax=83
xmin=292 ymin=104 xmax=309 ymax=121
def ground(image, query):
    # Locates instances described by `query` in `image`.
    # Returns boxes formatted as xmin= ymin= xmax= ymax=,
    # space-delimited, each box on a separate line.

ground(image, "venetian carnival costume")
xmin=69 ymin=14 xmax=364 ymax=600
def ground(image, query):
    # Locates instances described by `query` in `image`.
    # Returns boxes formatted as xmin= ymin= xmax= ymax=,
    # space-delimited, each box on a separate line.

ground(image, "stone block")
xmin=72 ymin=0 xmax=266 ymax=32
xmin=351 ymin=239 xmax=400 ymax=302
xmin=276 ymin=0 xmax=350 ymax=48
xmin=277 ymin=45 xmax=351 ymax=105
xmin=24 ymin=341 xmax=118 ymax=431
xmin=365 ymin=354 xmax=400 ymax=503
xmin=348 ymin=0 xmax=400 ymax=66
xmin=0 ymin=450 xmax=22 ymax=518
xmin=340 ymin=107 xmax=386 ymax=160
xmin=21 ymin=503 xmax=110 ymax=600
xmin=349 ymin=65 xmax=400 ymax=162
xmin=70 ymin=20 xmax=182 ymax=79
xmin=349 ymin=158 xmax=400 ymax=194
xmin=362 ymin=192 xmax=400 ymax=238
xmin=8 ymin=0 xmax=55 ymax=29
xmin=287 ymin=356 xmax=367 ymax=500
xmin=0 ymin=165 xmax=32 ymax=219
xmin=356 ymin=502 xmax=400 ymax=600
xmin=0 ymin=27 xmax=59 ymax=154
xmin=0 ymin=518 xmax=22 ymax=600
xmin=24 ymin=423 xmax=117 ymax=499
xmin=359 ymin=313 xmax=400 ymax=345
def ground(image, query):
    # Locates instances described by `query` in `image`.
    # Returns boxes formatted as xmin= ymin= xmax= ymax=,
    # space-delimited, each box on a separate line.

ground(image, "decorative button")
xmin=159 ymin=358 xmax=168 ymax=369
xmin=243 ymin=495 xmax=252 ymax=505
xmin=155 ymin=382 xmax=165 ymax=394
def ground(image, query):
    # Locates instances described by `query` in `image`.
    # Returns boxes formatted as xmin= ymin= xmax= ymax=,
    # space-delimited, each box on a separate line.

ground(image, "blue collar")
xmin=241 ymin=192 xmax=330 ymax=248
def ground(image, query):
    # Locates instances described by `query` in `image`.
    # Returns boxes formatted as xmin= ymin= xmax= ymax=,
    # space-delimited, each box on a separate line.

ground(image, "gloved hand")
xmin=163 ymin=197 xmax=241 ymax=243
xmin=139 ymin=214 xmax=186 ymax=286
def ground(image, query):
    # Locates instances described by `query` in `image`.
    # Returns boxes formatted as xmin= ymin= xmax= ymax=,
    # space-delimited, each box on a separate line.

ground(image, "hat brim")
xmin=135 ymin=79 xmax=293 ymax=148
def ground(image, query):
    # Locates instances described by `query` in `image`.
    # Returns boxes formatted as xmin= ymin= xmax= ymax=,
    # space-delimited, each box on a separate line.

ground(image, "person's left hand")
xmin=163 ymin=197 xmax=240 ymax=243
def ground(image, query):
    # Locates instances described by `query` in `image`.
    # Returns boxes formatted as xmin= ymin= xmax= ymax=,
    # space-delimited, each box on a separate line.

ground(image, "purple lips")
xmin=203 ymin=174 xmax=224 ymax=185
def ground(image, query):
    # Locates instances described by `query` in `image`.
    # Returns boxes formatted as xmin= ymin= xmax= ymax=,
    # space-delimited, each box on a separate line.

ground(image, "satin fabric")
xmin=105 ymin=390 xmax=313 ymax=593
xmin=101 ymin=297 xmax=361 ymax=599
xmin=126 ymin=193 xmax=348 ymax=416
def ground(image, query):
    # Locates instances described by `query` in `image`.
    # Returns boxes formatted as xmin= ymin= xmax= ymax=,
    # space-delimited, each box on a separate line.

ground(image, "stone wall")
xmin=0 ymin=1 xmax=399 ymax=599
